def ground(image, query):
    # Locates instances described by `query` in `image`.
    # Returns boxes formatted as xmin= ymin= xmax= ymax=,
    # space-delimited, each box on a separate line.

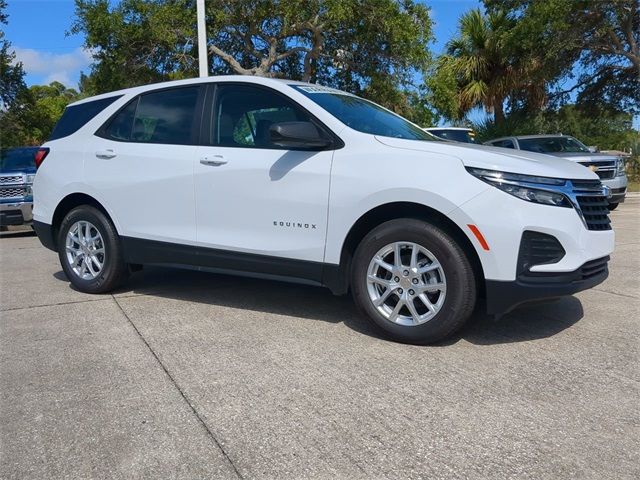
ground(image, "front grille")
xmin=517 ymin=231 xmax=565 ymax=274
xmin=575 ymin=195 xmax=611 ymax=230
xmin=578 ymin=161 xmax=616 ymax=180
xmin=0 ymin=175 xmax=22 ymax=185
xmin=0 ymin=187 xmax=27 ymax=199
xmin=571 ymin=179 xmax=612 ymax=231
xmin=581 ymin=256 xmax=609 ymax=280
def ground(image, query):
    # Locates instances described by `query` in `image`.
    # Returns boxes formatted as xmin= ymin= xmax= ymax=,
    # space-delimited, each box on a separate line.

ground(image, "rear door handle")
xmin=200 ymin=155 xmax=227 ymax=166
xmin=95 ymin=149 xmax=117 ymax=159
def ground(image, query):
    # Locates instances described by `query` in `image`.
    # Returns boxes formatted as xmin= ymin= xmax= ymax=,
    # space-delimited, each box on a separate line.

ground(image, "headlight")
xmin=616 ymin=158 xmax=625 ymax=177
xmin=466 ymin=167 xmax=572 ymax=208
xmin=26 ymin=174 xmax=36 ymax=184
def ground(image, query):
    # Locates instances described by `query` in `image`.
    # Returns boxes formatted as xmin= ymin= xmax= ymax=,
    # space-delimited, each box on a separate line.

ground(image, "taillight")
xmin=34 ymin=147 xmax=50 ymax=169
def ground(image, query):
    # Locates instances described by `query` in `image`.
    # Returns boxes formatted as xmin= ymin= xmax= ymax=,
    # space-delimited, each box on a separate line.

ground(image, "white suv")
xmin=32 ymin=76 xmax=614 ymax=344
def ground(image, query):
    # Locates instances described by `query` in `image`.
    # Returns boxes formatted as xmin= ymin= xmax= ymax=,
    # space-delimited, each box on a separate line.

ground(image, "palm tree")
xmin=444 ymin=9 xmax=525 ymax=124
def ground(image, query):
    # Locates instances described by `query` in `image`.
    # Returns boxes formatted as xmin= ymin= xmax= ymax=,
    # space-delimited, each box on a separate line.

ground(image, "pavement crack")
xmin=110 ymin=295 xmax=244 ymax=479
xmin=0 ymin=297 xmax=110 ymax=313
xmin=592 ymin=288 xmax=639 ymax=300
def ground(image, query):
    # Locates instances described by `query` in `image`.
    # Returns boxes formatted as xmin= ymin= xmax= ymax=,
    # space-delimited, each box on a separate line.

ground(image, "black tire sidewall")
xmin=57 ymin=206 xmax=125 ymax=293
xmin=351 ymin=219 xmax=476 ymax=344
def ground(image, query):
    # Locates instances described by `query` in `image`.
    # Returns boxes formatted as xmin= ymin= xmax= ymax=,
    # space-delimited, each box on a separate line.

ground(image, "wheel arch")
xmin=324 ymin=202 xmax=486 ymax=298
xmin=51 ymin=193 xmax=117 ymax=249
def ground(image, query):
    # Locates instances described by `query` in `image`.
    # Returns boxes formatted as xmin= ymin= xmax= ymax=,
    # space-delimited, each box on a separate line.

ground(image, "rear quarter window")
xmin=49 ymin=95 xmax=122 ymax=141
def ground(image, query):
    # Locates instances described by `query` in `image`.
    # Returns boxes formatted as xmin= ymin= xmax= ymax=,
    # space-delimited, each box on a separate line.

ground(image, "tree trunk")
xmin=493 ymin=99 xmax=505 ymax=124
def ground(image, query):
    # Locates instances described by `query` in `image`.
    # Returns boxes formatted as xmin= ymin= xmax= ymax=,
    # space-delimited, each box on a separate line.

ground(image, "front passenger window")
xmin=213 ymin=85 xmax=313 ymax=149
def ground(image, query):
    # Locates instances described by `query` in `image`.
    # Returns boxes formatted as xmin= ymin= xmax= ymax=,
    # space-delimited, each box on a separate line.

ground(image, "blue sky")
xmin=4 ymin=0 xmax=481 ymax=88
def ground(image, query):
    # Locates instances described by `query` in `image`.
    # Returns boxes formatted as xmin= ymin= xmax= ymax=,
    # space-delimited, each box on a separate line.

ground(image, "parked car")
xmin=33 ymin=77 xmax=613 ymax=344
xmin=0 ymin=147 xmax=38 ymax=230
xmin=424 ymin=127 xmax=477 ymax=143
xmin=484 ymin=134 xmax=627 ymax=210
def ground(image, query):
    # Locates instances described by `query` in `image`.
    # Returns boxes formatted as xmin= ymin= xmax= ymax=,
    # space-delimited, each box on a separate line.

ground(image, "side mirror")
xmin=588 ymin=146 xmax=599 ymax=153
xmin=269 ymin=121 xmax=331 ymax=149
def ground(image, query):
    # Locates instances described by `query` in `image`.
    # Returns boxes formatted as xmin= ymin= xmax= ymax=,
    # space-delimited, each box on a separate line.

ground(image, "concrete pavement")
xmin=1 ymin=200 xmax=638 ymax=479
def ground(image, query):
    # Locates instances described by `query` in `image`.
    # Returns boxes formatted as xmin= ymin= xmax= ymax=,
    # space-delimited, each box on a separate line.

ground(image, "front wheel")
xmin=57 ymin=205 xmax=129 ymax=293
xmin=351 ymin=219 xmax=477 ymax=344
xmin=608 ymin=202 xmax=619 ymax=211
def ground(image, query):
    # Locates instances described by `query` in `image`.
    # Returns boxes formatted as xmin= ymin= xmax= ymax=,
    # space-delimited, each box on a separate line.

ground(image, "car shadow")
xmin=53 ymin=266 xmax=584 ymax=346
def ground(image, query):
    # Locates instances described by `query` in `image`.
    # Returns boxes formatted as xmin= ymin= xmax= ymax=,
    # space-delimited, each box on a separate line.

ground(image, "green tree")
xmin=0 ymin=82 xmax=81 ymax=147
xmin=0 ymin=0 xmax=27 ymax=110
xmin=71 ymin=0 xmax=434 ymax=114
xmin=71 ymin=0 xmax=198 ymax=95
xmin=484 ymin=0 xmax=640 ymax=113
xmin=442 ymin=8 xmax=544 ymax=124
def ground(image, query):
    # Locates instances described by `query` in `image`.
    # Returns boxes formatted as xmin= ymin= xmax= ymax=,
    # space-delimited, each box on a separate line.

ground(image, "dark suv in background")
xmin=0 ymin=147 xmax=38 ymax=230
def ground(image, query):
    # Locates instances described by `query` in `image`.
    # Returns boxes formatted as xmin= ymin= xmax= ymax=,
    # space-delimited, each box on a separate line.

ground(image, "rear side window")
xmin=490 ymin=139 xmax=515 ymax=149
xmin=50 ymin=96 xmax=122 ymax=141
xmin=101 ymin=86 xmax=201 ymax=145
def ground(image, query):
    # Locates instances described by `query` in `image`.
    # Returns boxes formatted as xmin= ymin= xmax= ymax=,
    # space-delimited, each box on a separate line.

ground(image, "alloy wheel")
xmin=65 ymin=220 xmax=106 ymax=280
xmin=366 ymin=241 xmax=446 ymax=326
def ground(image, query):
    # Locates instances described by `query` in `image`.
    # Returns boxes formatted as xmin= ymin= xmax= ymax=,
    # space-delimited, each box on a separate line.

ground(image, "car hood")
xmin=545 ymin=152 xmax=620 ymax=163
xmin=374 ymin=136 xmax=597 ymax=180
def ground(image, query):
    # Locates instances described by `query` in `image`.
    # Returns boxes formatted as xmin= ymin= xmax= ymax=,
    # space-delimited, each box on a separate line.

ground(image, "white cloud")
xmin=11 ymin=47 xmax=93 ymax=87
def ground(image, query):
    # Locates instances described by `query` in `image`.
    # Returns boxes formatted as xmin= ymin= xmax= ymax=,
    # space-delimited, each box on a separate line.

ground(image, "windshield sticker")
xmin=296 ymin=85 xmax=355 ymax=96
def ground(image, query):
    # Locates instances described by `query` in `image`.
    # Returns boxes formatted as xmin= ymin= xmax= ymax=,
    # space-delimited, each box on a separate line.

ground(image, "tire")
xmin=57 ymin=205 xmax=128 ymax=293
xmin=608 ymin=202 xmax=619 ymax=211
xmin=351 ymin=219 xmax=477 ymax=345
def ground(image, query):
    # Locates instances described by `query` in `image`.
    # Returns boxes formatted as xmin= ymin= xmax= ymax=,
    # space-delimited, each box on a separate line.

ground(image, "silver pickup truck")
xmin=0 ymin=147 xmax=37 ymax=230
xmin=484 ymin=134 xmax=628 ymax=210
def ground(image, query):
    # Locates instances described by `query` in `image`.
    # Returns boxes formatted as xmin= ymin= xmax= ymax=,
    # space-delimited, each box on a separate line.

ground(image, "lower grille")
xmin=581 ymin=256 xmax=609 ymax=280
xmin=0 ymin=187 xmax=28 ymax=199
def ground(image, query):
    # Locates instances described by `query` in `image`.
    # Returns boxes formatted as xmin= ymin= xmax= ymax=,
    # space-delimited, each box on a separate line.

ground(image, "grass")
xmin=627 ymin=180 xmax=640 ymax=192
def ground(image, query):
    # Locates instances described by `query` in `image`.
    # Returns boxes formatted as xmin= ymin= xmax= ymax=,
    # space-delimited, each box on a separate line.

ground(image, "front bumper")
xmin=485 ymin=256 xmax=609 ymax=314
xmin=602 ymin=175 xmax=627 ymax=203
xmin=0 ymin=201 xmax=33 ymax=226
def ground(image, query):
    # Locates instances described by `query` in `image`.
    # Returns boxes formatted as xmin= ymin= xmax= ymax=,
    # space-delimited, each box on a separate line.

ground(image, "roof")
xmin=70 ymin=76 xmax=317 ymax=106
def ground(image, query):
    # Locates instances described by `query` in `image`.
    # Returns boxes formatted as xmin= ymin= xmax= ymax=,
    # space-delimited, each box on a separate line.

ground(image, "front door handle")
xmin=95 ymin=149 xmax=117 ymax=159
xmin=200 ymin=155 xmax=227 ymax=166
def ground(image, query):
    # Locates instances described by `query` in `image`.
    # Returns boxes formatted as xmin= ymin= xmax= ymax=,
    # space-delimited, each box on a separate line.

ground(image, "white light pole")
xmin=196 ymin=0 xmax=208 ymax=77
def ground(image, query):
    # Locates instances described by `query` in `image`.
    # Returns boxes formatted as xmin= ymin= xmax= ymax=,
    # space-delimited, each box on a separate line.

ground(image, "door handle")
xmin=200 ymin=155 xmax=227 ymax=166
xmin=95 ymin=149 xmax=117 ymax=159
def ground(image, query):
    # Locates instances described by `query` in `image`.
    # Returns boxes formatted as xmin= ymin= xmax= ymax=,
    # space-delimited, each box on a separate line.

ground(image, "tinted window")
xmin=0 ymin=147 xmax=37 ymax=171
xmin=429 ymin=129 xmax=476 ymax=143
xmin=103 ymin=87 xmax=200 ymax=145
xmin=490 ymin=139 xmax=515 ymax=149
xmin=50 ymin=95 xmax=122 ymax=141
xmin=518 ymin=136 xmax=589 ymax=154
xmin=292 ymin=85 xmax=435 ymax=141
xmin=213 ymin=85 xmax=313 ymax=148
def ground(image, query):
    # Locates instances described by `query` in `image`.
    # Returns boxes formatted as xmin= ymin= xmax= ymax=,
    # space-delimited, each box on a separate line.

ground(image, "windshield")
xmin=518 ymin=136 xmax=589 ymax=154
xmin=0 ymin=148 xmax=37 ymax=171
xmin=428 ymin=129 xmax=476 ymax=143
xmin=291 ymin=85 xmax=436 ymax=141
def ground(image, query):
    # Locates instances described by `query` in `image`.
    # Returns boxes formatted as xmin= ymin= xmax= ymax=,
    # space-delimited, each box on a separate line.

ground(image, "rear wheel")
xmin=351 ymin=219 xmax=476 ymax=344
xmin=57 ymin=205 xmax=128 ymax=293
